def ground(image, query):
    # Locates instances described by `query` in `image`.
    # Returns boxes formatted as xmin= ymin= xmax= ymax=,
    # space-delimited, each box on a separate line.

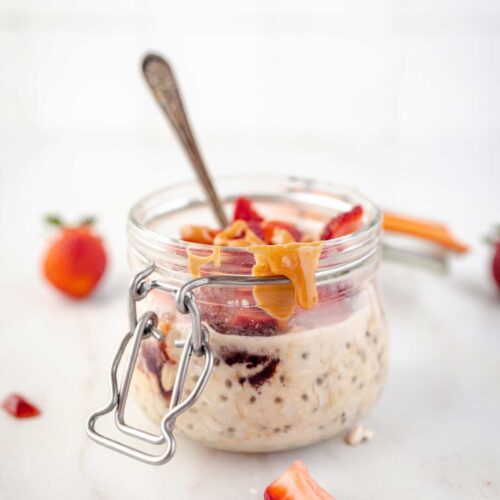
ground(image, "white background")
xmin=0 ymin=1 xmax=499 ymax=499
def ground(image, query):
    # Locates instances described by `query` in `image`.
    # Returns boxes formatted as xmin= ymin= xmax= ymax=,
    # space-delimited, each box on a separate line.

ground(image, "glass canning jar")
xmin=127 ymin=175 xmax=388 ymax=453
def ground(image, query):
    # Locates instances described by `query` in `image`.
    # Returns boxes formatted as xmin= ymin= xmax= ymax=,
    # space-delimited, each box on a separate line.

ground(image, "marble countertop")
xmin=1 ymin=2 xmax=500 ymax=497
xmin=1 ymin=240 xmax=499 ymax=499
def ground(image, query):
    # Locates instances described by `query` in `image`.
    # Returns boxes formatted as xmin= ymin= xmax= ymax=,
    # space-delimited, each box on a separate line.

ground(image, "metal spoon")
xmin=142 ymin=53 xmax=229 ymax=228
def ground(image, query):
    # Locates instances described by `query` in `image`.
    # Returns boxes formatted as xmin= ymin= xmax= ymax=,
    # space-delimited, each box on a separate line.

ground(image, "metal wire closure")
xmin=86 ymin=263 xmax=214 ymax=465
xmin=86 ymin=244 xmax=378 ymax=465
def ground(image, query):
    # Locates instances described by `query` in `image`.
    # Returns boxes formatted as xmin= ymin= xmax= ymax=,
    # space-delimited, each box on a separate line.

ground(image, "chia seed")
xmin=225 ymin=379 xmax=232 ymax=389
xmin=301 ymin=394 xmax=308 ymax=401
xmin=274 ymin=397 xmax=283 ymax=404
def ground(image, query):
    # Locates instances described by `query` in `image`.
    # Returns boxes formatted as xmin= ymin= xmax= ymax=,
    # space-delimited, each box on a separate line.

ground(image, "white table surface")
xmin=1 ymin=2 xmax=500 ymax=498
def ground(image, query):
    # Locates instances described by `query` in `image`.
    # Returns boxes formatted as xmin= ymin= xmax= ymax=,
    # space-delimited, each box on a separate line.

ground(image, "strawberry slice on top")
xmin=320 ymin=205 xmax=363 ymax=240
xmin=233 ymin=197 xmax=264 ymax=222
xmin=264 ymin=460 xmax=334 ymax=500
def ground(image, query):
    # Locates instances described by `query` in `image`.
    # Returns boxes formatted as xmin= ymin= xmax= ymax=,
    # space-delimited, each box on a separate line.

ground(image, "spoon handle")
xmin=142 ymin=54 xmax=229 ymax=228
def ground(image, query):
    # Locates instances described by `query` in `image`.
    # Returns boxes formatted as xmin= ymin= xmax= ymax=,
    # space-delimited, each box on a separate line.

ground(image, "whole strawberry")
xmin=43 ymin=216 xmax=107 ymax=299
xmin=493 ymin=242 xmax=500 ymax=290
xmin=486 ymin=225 xmax=500 ymax=291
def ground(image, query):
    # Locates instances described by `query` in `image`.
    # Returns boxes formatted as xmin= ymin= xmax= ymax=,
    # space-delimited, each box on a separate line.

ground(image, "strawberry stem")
xmin=45 ymin=215 xmax=63 ymax=227
xmin=79 ymin=216 xmax=96 ymax=227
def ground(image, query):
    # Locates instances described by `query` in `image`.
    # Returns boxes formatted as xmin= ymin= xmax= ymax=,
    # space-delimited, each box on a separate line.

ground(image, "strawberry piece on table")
xmin=233 ymin=197 xmax=264 ymax=222
xmin=43 ymin=216 xmax=107 ymax=299
xmin=320 ymin=205 xmax=363 ymax=240
xmin=264 ymin=460 xmax=334 ymax=500
xmin=2 ymin=394 xmax=41 ymax=419
xmin=263 ymin=220 xmax=303 ymax=243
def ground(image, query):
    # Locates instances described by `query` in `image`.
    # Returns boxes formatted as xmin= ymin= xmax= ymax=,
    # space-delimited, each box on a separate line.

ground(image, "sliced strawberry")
xmin=231 ymin=308 xmax=279 ymax=336
xmin=263 ymin=220 xmax=303 ymax=243
xmin=320 ymin=205 xmax=363 ymax=240
xmin=2 ymin=394 xmax=41 ymax=419
xmin=233 ymin=197 xmax=264 ymax=222
xmin=264 ymin=460 xmax=334 ymax=500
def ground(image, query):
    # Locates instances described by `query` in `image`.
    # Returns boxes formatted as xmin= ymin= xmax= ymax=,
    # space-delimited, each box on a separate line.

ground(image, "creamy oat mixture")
xmin=132 ymin=285 xmax=388 ymax=452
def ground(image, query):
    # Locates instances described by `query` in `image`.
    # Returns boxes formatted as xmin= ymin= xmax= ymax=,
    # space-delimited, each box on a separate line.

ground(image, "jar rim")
xmin=128 ymin=174 xmax=381 ymax=257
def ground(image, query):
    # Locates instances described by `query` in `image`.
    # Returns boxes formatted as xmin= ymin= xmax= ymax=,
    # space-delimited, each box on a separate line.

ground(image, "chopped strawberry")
xmin=247 ymin=220 xmax=265 ymax=240
xmin=317 ymin=282 xmax=353 ymax=303
xmin=320 ymin=205 xmax=363 ymax=240
xmin=207 ymin=306 xmax=279 ymax=336
xmin=233 ymin=197 xmax=264 ymax=222
xmin=264 ymin=460 xmax=334 ymax=500
xmin=263 ymin=220 xmax=303 ymax=243
xmin=2 ymin=394 xmax=41 ymax=419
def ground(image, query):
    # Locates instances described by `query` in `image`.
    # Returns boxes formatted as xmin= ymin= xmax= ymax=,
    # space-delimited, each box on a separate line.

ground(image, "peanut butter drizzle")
xmin=248 ymin=242 xmax=323 ymax=320
xmin=187 ymin=246 xmax=222 ymax=277
xmin=185 ymin=222 xmax=323 ymax=322
xmin=213 ymin=220 xmax=264 ymax=247
xmin=180 ymin=225 xmax=217 ymax=245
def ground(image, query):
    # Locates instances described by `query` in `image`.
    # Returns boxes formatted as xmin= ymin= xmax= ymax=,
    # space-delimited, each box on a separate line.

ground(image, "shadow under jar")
xmin=128 ymin=176 xmax=388 ymax=453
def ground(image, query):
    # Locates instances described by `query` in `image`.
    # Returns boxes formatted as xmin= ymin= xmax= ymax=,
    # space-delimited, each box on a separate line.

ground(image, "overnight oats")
xmin=128 ymin=176 xmax=388 ymax=452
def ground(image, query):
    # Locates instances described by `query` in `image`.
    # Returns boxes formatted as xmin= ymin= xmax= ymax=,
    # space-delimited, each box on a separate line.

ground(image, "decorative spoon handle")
xmin=142 ymin=54 xmax=229 ymax=228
